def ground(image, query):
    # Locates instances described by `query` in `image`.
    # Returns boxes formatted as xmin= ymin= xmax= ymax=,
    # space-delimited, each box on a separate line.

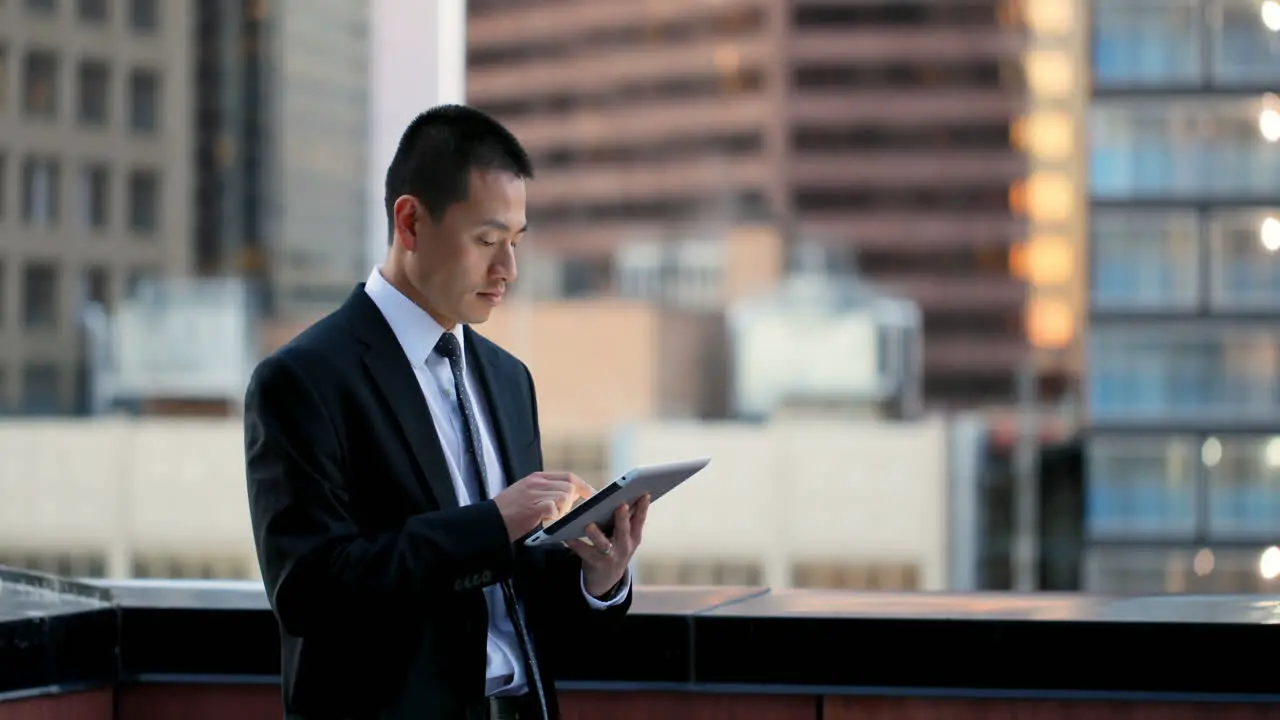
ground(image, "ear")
xmin=392 ymin=195 xmax=424 ymax=252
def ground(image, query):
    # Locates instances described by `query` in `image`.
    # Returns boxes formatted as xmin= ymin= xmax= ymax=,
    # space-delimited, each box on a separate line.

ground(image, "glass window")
xmin=1092 ymin=98 xmax=1280 ymax=199
xmin=21 ymin=362 xmax=61 ymax=415
xmin=129 ymin=0 xmax=156 ymax=31
xmin=0 ymin=45 xmax=9 ymax=113
xmin=1092 ymin=0 xmax=1202 ymax=86
xmin=128 ymin=68 xmax=158 ymax=132
xmin=79 ymin=164 xmax=109 ymax=230
xmin=1091 ymin=210 xmax=1200 ymax=309
xmin=22 ymin=262 xmax=59 ymax=329
xmin=1090 ymin=325 xmax=1280 ymax=422
xmin=22 ymin=49 xmax=58 ymax=118
xmin=1086 ymin=436 xmax=1198 ymax=539
xmin=1208 ymin=209 xmax=1280 ymax=310
xmin=128 ymin=169 xmax=158 ymax=233
xmin=1206 ymin=435 xmax=1280 ymax=539
xmin=78 ymin=59 xmax=109 ymax=126
xmin=77 ymin=0 xmax=107 ymax=22
xmin=1211 ymin=0 xmax=1280 ymax=85
xmin=21 ymin=155 xmax=60 ymax=226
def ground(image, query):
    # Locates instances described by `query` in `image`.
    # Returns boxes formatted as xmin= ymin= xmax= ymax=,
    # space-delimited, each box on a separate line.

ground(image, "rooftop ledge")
xmin=1 ymin=567 xmax=1278 ymax=720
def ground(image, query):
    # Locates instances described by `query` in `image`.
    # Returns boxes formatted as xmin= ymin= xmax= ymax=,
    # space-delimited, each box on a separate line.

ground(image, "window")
xmin=78 ymin=59 xmax=109 ymax=126
xmin=0 ymin=552 xmax=106 ymax=578
xmin=1208 ymin=210 xmax=1280 ymax=310
xmin=540 ymin=437 xmax=609 ymax=488
xmin=81 ymin=265 xmax=109 ymax=308
xmin=1206 ymin=435 xmax=1280 ymax=539
xmin=21 ymin=362 xmax=61 ymax=414
xmin=0 ymin=45 xmax=9 ymax=112
xmin=23 ymin=263 xmax=59 ymax=329
xmin=129 ymin=0 xmax=156 ymax=31
xmin=128 ymin=68 xmax=158 ymax=132
xmin=25 ymin=0 xmax=56 ymax=14
xmin=1092 ymin=0 xmax=1201 ymax=86
xmin=1091 ymin=210 xmax=1200 ymax=309
xmin=1211 ymin=0 xmax=1280 ymax=85
xmin=130 ymin=554 xmax=253 ymax=580
xmin=127 ymin=169 xmax=157 ymax=233
xmin=1090 ymin=326 xmax=1280 ymax=422
xmin=635 ymin=559 xmax=764 ymax=587
xmin=77 ymin=0 xmax=106 ymax=22
xmin=1092 ymin=99 xmax=1280 ymax=199
xmin=22 ymin=49 xmax=58 ymax=118
xmin=78 ymin=164 xmax=109 ymax=229
xmin=1085 ymin=547 xmax=1280 ymax=594
xmin=21 ymin=155 xmax=60 ymax=226
xmin=791 ymin=562 xmax=920 ymax=590
xmin=1086 ymin=436 xmax=1198 ymax=539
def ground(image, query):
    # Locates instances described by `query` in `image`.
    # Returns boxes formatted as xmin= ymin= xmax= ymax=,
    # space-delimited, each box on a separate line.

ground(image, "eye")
xmin=476 ymin=235 xmax=498 ymax=247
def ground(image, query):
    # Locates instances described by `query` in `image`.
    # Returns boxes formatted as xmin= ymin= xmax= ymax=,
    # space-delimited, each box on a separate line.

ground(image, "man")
xmin=244 ymin=105 xmax=649 ymax=720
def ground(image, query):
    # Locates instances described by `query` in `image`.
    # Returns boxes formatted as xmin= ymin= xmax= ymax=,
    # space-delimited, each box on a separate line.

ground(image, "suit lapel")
xmin=346 ymin=287 xmax=460 ymax=510
xmin=465 ymin=326 xmax=520 ymax=487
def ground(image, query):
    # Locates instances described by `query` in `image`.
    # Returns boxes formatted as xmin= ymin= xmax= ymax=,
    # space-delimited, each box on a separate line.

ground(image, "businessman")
xmin=245 ymin=105 xmax=649 ymax=720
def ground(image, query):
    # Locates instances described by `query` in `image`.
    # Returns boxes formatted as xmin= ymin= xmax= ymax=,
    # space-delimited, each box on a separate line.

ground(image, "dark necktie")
xmin=433 ymin=332 xmax=547 ymax=717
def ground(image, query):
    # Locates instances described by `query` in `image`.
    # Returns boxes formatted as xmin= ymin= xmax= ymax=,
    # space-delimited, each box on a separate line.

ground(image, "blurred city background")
xmin=1 ymin=0 xmax=1278 ymax=597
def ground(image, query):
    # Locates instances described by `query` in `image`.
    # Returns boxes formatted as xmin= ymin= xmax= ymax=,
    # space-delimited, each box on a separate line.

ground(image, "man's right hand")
xmin=494 ymin=471 xmax=595 ymax=542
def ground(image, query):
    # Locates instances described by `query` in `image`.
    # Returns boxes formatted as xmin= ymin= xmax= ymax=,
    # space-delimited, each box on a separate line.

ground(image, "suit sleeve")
xmin=521 ymin=363 xmax=632 ymax=622
xmin=245 ymin=352 xmax=513 ymax=638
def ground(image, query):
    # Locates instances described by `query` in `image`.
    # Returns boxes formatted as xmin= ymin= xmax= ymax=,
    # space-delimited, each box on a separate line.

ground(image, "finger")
xmin=583 ymin=522 xmax=611 ymax=551
xmin=611 ymin=503 xmax=633 ymax=548
xmin=564 ymin=538 xmax=598 ymax=563
xmin=565 ymin=473 xmax=596 ymax=499
xmin=631 ymin=494 xmax=650 ymax=543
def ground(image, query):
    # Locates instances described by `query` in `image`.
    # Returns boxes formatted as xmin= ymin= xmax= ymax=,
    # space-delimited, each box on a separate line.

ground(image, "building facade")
xmin=0 ymin=0 xmax=193 ymax=415
xmin=1086 ymin=0 xmax=1280 ymax=593
xmin=465 ymin=0 xmax=1032 ymax=409
xmin=194 ymin=0 xmax=370 ymax=321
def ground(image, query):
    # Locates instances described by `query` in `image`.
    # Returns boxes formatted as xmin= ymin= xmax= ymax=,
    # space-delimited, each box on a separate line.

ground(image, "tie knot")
xmin=433 ymin=332 xmax=462 ymax=363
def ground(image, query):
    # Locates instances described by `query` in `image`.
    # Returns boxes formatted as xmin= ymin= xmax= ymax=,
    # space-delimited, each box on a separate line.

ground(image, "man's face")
xmin=402 ymin=168 xmax=526 ymax=329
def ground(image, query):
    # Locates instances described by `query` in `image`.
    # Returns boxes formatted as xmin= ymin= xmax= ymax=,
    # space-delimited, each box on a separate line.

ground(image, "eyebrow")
xmin=479 ymin=218 xmax=528 ymax=234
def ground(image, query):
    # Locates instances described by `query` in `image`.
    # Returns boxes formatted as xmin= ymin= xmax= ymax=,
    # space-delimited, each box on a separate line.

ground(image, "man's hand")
xmin=493 ymin=471 xmax=594 ymax=542
xmin=569 ymin=494 xmax=650 ymax=598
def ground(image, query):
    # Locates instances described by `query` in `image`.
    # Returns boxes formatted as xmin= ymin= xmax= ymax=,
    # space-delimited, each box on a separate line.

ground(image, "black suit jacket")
xmin=244 ymin=286 xmax=631 ymax=720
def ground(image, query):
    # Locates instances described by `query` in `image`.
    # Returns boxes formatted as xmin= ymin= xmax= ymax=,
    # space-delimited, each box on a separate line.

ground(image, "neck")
xmin=378 ymin=258 xmax=457 ymax=331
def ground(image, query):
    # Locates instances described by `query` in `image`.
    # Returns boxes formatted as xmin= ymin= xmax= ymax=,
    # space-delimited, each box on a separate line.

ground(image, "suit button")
xmin=481 ymin=570 xmax=492 ymax=583
xmin=454 ymin=579 xmax=465 ymax=591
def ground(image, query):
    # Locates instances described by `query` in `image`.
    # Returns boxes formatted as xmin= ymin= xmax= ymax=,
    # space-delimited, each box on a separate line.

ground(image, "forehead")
xmin=456 ymin=167 xmax=526 ymax=221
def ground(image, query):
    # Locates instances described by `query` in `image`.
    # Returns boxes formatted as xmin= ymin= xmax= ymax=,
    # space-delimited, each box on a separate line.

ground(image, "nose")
xmin=492 ymin=244 xmax=517 ymax=284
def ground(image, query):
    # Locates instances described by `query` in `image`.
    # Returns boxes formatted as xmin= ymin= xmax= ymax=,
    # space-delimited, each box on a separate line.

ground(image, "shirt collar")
xmin=363 ymin=267 xmax=465 ymax=372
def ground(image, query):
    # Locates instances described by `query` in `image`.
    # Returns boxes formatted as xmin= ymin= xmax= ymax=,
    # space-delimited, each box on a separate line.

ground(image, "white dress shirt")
xmin=364 ymin=268 xmax=630 ymax=697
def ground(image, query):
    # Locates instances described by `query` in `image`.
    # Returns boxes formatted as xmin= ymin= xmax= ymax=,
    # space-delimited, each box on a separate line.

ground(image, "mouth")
xmin=477 ymin=290 xmax=504 ymax=305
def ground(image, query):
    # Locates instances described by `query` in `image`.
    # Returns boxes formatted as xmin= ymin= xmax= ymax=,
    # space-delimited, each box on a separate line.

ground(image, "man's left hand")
xmin=568 ymin=494 xmax=650 ymax=598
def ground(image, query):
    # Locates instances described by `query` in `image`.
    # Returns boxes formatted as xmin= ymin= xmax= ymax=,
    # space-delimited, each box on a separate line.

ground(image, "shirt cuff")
xmin=581 ymin=568 xmax=632 ymax=609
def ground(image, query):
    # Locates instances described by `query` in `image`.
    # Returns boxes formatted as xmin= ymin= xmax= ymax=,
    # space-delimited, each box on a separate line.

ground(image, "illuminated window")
xmin=0 ymin=551 xmax=108 ymax=578
xmin=1013 ymin=172 xmax=1075 ymax=222
xmin=791 ymin=562 xmax=920 ymax=590
xmin=1025 ymin=50 xmax=1075 ymax=98
xmin=1025 ymin=296 xmax=1075 ymax=349
xmin=130 ymin=554 xmax=253 ymax=579
xmin=636 ymin=559 xmax=764 ymax=586
xmin=1015 ymin=110 xmax=1076 ymax=159
xmin=1023 ymin=0 xmax=1075 ymax=34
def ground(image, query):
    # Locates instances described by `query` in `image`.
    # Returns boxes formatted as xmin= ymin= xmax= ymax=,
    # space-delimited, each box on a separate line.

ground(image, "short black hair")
xmin=384 ymin=104 xmax=534 ymax=239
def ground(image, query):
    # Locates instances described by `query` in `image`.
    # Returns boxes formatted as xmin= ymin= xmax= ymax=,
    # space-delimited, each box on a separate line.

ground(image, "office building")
xmin=0 ymin=0 xmax=193 ymax=415
xmin=1086 ymin=0 xmax=1280 ymax=593
xmin=466 ymin=0 xmax=1031 ymax=408
xmin=194 ymin=0 xmax=370 ymax=321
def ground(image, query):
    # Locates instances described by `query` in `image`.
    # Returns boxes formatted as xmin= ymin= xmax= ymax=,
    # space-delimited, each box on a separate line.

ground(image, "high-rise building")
xmin=465 ymin=0 xmax=1032 ymax=408
xmin=0 ymin=0 xmax=193 ymax=415
xmin=194 ymin=0 xmax=370 ymax=321
xmin=1086 ymin=0 xmax=1280 ymax=593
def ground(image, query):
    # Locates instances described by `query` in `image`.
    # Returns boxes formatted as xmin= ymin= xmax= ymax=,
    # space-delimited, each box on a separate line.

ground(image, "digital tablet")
xmin=523 ymin=457 xmax=710 ymax=547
